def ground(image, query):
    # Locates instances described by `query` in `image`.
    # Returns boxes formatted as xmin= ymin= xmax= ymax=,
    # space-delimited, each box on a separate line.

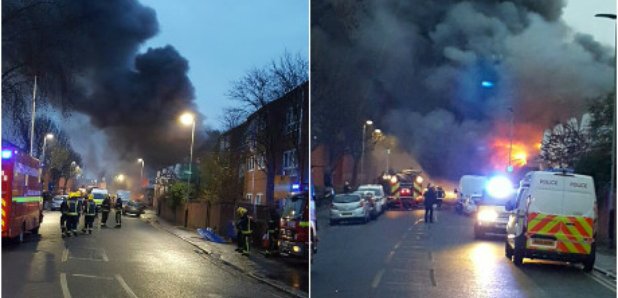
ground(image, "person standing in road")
xmin=60 ymin=196 xmax=69 ymax=237
xmin=424 ymin=184 xmax=437 ymax=224
xmin=101 ymin=194 xmax=111 ymax=228
xmin=114 ymin=196 xmax=123 ymax=228
xmin=82 ymin=194 xmax=97 ymax=234
xmin=66 ymin=192 xmax=82 ymax=236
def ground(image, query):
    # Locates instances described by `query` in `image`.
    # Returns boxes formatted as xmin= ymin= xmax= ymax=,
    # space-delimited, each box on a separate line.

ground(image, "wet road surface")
xmin=312 ymin=206 xmax=616 ymax=298
xmin=3 ymin=211 xmax=295 ymax=298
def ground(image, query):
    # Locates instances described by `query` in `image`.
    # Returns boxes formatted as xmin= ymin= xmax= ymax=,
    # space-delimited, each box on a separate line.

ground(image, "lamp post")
xmin=508 ymin=107 xmax=514 ymax=172
xmin=39 ymin=133 xmax=53 ymax=185
xmin=179 ymin=112 xmax=196 ymax=201
xmin=595 ymin=13 xmax=616 ymax=248
xmin=137 ymin=158 xmax=145 ymax=188
xmin=360 ymin=120 xmax=373 ymax=184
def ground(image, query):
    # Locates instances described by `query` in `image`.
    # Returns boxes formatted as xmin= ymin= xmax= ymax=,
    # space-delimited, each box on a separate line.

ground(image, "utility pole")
xmin=29 ymin=76 xmax=37 ymax=156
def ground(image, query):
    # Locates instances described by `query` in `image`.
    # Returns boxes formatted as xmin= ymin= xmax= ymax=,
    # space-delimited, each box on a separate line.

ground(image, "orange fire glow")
xmin=488 ymin=122 xmax=543 ymax=172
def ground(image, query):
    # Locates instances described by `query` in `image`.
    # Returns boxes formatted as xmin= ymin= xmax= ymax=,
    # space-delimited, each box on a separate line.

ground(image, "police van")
xmin=505 ymin=171 xmax=596 ymax=271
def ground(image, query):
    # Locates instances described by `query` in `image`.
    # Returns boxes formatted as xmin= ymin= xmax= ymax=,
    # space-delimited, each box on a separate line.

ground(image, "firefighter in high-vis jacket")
xmin=60 ymin=196 xmax=69 ymax=237
xmin=82 ymin=194 xmax=97 ymax=234
xmin=100 ymin=194 xmax=112 ymax=227
xmin=66 ymin=192 xmax=82 ymax=236
xmin=235 ymin=207 xmax=252 ymax=256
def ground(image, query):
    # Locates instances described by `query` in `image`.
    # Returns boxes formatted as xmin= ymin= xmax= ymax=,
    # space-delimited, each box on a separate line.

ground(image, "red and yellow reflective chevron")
xmin=391 ymin=182 xmax=400 ymax=199
xmin=526 ymin=212 xmax=594 ymax=254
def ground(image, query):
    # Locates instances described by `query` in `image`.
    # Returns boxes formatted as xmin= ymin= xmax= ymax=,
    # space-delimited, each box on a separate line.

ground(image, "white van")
xmin=505 ymin=171 xmax=596 ymax=271
xmin=456 ymin=175 xmax=487 ymax=215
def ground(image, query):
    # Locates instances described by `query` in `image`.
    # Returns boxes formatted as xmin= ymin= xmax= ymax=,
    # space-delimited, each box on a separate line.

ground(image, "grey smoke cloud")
xmin=313 ymin=0 xmax=613 ymax=181
xmin=3 ymin=0 xmax=200 ymax=173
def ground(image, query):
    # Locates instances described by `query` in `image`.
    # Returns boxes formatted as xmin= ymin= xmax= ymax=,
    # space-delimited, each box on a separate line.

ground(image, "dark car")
xmin=123 ymin=200 xmax=145 ymax=217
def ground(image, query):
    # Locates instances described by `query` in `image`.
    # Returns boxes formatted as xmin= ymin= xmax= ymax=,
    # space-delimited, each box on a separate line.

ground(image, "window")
xmin=247 ymin=156 xmax=255 ymax=171
xmin=257 ymin=155 xmax=265 ymax=169
xmin=285 ymin=106 xmax=299 ymax=134
xmin=246 ymin=193 xmax=252 ymax=201
xmin=255 ymin=193 xmax=263 ymax=205
xmin=283 ymin=150 xmax=298 ymax=169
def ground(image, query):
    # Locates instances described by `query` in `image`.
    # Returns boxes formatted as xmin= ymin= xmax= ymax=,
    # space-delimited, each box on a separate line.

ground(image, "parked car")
xmin=123 ymin=200 xmax=146 ymax=217
xmin=358 ymin=184 xmax=386 ymax=215
xmin=353 ymin=190 xmax=377 ymax=219
xmin=50 ymin=195 xmax=67 ymax=211
xmin=330 ymin=194 xmax=370 ymax=225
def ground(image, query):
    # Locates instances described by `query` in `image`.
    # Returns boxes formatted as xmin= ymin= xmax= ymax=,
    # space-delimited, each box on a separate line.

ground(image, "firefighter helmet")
xmin=236 ymin=207 xmax=248 ymax=216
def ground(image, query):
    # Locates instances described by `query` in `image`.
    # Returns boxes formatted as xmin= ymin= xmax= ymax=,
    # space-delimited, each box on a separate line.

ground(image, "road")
xmin=2 ymin=211 xmax=295 ymax=298
xmin=312 ymin=205 xmax=616 ymax=298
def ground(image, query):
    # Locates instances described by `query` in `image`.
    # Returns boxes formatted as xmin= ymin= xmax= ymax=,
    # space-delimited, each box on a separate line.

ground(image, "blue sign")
xmin=291 ymin=183 xmax=300 ymax=191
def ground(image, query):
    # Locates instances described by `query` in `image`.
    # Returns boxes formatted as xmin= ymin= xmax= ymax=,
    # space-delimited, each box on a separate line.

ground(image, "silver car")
xmin=330 ymin=194 xmax=370 ymax=225
xmin=50 ymin=195 xmax=66 ymax=211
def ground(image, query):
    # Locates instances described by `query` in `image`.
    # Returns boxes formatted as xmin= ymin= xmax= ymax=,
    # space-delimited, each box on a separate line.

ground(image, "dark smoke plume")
xmin=312 ymin=0 xmax=614 ymax=181
xmin=3 ymin=0 xmax=199 ymax=174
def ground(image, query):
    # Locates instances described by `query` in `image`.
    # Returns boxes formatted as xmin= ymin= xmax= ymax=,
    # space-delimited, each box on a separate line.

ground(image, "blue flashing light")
xmin=506 ymin=165 xmax=513 ymax=173
xmin=481 ymin=81 xmax=494 ymax=88
xmin=1 ymin=150 xmax=12 ymax=159
xmin=486 ymin=176 xmax=513 ymax=199
xmin=291 ymin=183 xmax=300 ymax=191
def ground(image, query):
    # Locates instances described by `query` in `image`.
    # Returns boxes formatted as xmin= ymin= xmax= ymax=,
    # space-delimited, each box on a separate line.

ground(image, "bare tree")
xmin=226 ymin=51 xmax=308 ymax=205
xmin=541 ymin=118 xmax=591 ymax=168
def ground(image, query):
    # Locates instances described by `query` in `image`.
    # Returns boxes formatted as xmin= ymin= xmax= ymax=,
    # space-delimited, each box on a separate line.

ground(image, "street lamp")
xmin=116 ymin=174 xmax=125 ymax=182
xmin=137 ymin=158 xmax=145 ymax=187
xmin=508 ymin=107 xmax=514 ymax=172
xmin=179 ymin=112 xmax=196 ymax=200
xmin=595 ymin=13 xmax=616 ymax=248
xmin=39 ymin=133 xmax=53 ymax=185
xmin=360 ymin=120 xmax=373 ymax=184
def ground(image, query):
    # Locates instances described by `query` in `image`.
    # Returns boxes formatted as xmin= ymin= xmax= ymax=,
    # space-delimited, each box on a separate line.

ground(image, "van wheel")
xmin=513 ymin=235 xmax=525 ymax=266
xmin=583 ymin=244 xmax=596 ymax=272
xmin=505 ymin=240 xmax=514 ymax=260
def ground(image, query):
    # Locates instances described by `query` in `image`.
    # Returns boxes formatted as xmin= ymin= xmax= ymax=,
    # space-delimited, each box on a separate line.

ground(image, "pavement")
xmin=3 ymin=210 xmax=294 ymax=298
xmin=595 ymin=245 xmax=617 ymax=279
xmin=140 ymin=209 xmax=308 ymax=298
xmin=313 ymin=204 xmax=617 ymax=297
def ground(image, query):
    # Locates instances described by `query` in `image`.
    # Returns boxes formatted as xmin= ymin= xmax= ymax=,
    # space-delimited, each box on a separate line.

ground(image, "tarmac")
xmin=140 ymin=209 xmax=308 ymax=298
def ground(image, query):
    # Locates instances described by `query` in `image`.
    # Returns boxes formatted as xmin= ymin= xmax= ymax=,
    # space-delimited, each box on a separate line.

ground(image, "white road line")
xmin=60 ymin=273 xmax=72 ymax=298
xmin=115 ymin=274 xmax=139 ymax=298
xmin=72 ymin=274 xmax=114 ymax=280
xmin=385 ymin=250 xmax=395 ymax=264
xmin=371 ymin=269 xmax=385 ymax=289
xmin=393 ymin=241 xmax=401 ymax=250
xmin=414 ymin=219 xmax=423 ymax=225
xmin=588 ymin=272 xmax=616 ymax=293
xmin=101 ymin=249 xmax=109 ymax=262
xmin=68 ymin=257 xmax=107 ymax=262
xmin=62 ymin=248 xmax=69 ymax=263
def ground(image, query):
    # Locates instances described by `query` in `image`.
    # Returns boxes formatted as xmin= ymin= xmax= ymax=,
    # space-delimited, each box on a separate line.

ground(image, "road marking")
xmin=101 ymin=249 xmax=109 ymax=262
xmin=72 ymin=274 xmax=114 ymax=280
xmin=408 ymin=226 xmax=413 ymax=231
xmin=429 ymin=269 xmax=437 ymax=287
xmin=393 ymin=241 xmax=401 ymax=250
xmin=67 ymin=257 xmax=107 ymax=262
xmin=115 ymin=274 xmax=139 ymax=298
xmin=62 ymin=248 xmax=69 ymax=263
xmin=60 ymin=273 xmax=72 ymax=298
xmin=371 ymin=269 xmax=385 ymax=289
xmin=385 ymin=250 xmax=395 ymax=264
xmin=588 ymin=272 xmax=616 ymax=293
xmin=414 ymin=219 xmax=424 ymax=225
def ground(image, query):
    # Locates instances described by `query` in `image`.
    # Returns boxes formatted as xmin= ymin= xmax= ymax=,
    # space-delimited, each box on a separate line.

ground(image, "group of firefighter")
xmin=60 ymin=191 xmax=124 ymax=237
